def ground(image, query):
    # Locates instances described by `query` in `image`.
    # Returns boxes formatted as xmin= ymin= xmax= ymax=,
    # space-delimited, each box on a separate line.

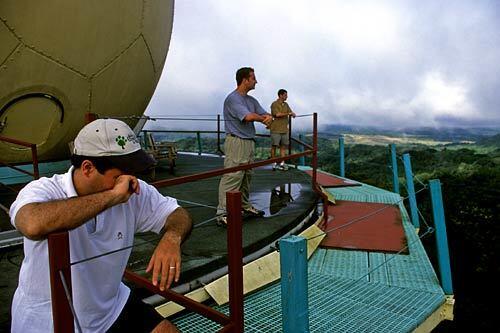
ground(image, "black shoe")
xmin=243 ymin=206 xmax=265 ymax=217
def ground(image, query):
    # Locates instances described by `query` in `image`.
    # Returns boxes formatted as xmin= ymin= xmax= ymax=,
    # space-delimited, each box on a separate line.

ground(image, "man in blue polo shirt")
xmin=216 ymin=67 xmax=272 ymax=226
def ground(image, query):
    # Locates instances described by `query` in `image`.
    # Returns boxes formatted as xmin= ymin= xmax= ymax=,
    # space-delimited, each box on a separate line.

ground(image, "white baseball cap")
xmin=73 ymin=119 xmax=156 ymax=174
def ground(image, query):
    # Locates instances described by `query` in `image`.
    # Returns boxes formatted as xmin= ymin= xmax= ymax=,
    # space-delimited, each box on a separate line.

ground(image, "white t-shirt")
xmin=9 ymin=167 xmax=180 ymax=333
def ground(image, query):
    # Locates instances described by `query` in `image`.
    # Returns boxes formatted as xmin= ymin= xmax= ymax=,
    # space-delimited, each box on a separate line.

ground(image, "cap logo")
xmin=115 ymin=135 xmax=127 ymax=149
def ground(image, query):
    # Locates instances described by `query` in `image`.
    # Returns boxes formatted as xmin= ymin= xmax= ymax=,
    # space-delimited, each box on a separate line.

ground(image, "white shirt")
xmin=9 ymin=167 xmax=180 ymax=332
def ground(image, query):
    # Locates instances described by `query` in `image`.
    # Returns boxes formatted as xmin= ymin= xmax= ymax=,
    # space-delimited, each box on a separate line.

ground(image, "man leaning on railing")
xmin=9 ymin=119 xmax=192 ymax=333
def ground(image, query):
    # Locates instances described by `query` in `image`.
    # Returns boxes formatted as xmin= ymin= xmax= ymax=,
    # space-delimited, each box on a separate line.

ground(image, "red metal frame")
xmin=48 ymin=232 xmax=74 ymax=332
xmin=47 ymin=191 xmax=246 ymax=333
xmin=123 ymin=270 xmax=231 ymax=326
xmin=227 ymin=191 xmax=244 ymax=332
xmin=47 ymin=112 xmax=325 ymax=332
xmin=151 ymin=150 xmax=314 ymax=188
xmin=0 ymin=135 xmax=39 ymax=179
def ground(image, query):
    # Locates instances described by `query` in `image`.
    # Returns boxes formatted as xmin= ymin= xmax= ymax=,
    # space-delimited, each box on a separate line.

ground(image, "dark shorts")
xmin=107 ymin=290 xmax=164 ymax=332
xmin=271 ymin=133 xmax=289 ymax=146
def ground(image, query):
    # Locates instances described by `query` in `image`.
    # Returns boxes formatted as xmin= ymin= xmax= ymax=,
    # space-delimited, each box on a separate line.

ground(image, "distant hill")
xmin=475 ymin=133 xmax=500 ymax=146
xmin=322 ymin=124 xmax=500 ymax=142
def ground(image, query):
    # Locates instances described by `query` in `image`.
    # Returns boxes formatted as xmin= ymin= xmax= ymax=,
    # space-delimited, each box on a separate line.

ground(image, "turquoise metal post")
xmin=299 ymin=134 xmax=305 ymax=166
xmin=196 ymin=131 xmax=202 ymax=155
xmin=280 ymin=235 xmax=309 ymax=333
xmin=339 ymin=136 xmax=345 ymax=177
xmin=402 ymin=153 xmax=420 ymax=229
xmin=429 ymin=179 xmax=453 ymax=295
xmin=390 ymin=144 xmax=399 ymax=194
xmin=143 ymin=130 xmax=149 ymax=150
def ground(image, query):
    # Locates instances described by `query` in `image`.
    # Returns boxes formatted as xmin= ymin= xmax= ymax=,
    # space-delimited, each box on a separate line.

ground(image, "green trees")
xmin=317 ymin=141 xmax=499 ymax=332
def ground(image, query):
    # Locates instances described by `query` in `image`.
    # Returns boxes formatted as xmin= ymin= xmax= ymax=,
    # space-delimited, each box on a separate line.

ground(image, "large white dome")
xmin=0 ymin=0 xmax=174 ymax=163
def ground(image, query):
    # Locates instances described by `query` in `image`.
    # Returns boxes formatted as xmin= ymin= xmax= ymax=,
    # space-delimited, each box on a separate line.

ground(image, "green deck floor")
xmin=171 ymin=170 xmax=446 ymax=332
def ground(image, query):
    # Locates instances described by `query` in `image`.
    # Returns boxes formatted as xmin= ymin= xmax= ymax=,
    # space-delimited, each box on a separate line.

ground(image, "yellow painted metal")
xmin=412 ymin=295 xmax=455 ymax=332
xmin=0 ymin=0 xmax=174 ymax=163
xmin=155 ymin=220 xmax=326 ymax=317
xmin=203 ymin=223 xmax=324 ymax=306
xmin=155 ymin=288 xmax=212 ymax=318
xmin=320 ymin=185 xmax=336 ymax=205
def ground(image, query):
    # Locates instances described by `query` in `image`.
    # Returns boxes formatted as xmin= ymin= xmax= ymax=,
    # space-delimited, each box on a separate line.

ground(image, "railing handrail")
xmin=151 ymin=150 xmax=314 ymax=188
xmin=47 ymin=112 xmax=325 ymax=332
xmin=0 ymin=135 xmax=39 ymax=179
xmin=48 ymin=190 xmax=246 ymax=332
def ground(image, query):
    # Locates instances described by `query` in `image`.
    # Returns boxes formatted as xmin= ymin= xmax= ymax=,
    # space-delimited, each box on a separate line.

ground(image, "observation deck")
xmin=0 ymin=120 xmax=454 ymax=332
xmin=170 ymin=168 xmax=454 ymax=332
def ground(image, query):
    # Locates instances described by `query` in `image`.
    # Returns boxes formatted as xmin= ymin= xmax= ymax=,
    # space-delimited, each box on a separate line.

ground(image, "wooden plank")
xmin=156 ymin=223 xmax=325 ymax=316
xmin=205 ymin=224 xmax=325 ymax=306
xmin=155 ymin=288 xmax=211 ymax=318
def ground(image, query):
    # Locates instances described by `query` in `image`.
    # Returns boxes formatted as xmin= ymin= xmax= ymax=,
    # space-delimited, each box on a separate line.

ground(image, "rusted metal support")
xmin=312 ymin=113 xmax=318 ymax=188
xmin=298 ymin=134 xmax=305 ymax=166
xmin=291 ymin=136 xmax=313 ymax=150
xmin=226 ymin=191 xmax=244 ymax=333
xmin=31 ymin=144 xmax=39 ymax=179
xmin=0 ymin=161 xmax=36 ymax=177
xmin=311 ymin=113 xmax=328 ymax=225
xmin=0 ymin=135 xmax=40 ymax=179
xmin=151 ymin=150 xmax=314 ymax=188
xmin=0 ymin=135 xmax=33 ymax=147
xmin=288 ymin=116 xmax=293 ymax=157
xmin=124 ymin=192 xmax=245 ymax=332
xmin=84 ymin=112 xmax=98 ymax=124
xmin=48 ymin=231 xmax=74 ymax=333
xmin=123 ymin=270 xmax=230 ymax=326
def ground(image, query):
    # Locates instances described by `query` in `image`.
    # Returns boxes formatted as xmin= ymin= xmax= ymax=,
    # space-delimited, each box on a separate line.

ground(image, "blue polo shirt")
xmin=223 ymin=90 xmax=267 ymax=139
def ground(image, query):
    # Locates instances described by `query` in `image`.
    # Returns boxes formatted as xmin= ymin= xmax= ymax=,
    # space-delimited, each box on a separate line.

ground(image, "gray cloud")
xmin=146 ymin=0 xmax=500 ymax=130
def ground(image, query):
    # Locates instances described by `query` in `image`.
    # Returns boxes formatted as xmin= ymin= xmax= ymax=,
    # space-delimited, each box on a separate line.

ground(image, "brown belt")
xmin=227 ymin=133 xmax=255 ymax=141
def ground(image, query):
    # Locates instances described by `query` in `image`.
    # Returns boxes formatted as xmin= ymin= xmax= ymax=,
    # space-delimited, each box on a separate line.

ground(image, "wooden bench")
xmin=143 ymin=133 xmax=177 ymax=176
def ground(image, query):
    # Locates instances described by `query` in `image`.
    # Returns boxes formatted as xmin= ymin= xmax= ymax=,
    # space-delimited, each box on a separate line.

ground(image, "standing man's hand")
xmin=261 ymin=114 xmax=273 ymax=126
xmin=291 ymin=112 xmax=297 ymax=118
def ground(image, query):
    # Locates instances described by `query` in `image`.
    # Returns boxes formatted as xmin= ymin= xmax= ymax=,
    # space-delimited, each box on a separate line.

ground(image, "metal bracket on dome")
xmin=0 ymin=93 xmax=65 ymax=123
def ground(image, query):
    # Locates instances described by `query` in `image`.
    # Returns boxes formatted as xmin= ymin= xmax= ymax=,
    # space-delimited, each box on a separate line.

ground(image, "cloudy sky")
xmin=146 ymin=0 xmax=500 ymax=131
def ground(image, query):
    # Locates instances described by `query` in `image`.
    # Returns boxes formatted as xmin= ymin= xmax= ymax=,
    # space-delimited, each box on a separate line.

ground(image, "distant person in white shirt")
xmin=10 ymin=119 xmax=192 ymax=333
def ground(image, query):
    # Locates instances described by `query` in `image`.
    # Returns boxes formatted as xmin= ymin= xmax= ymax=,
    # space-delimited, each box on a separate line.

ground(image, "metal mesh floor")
xmin=171 ymin=170 xmax=446 ymax=332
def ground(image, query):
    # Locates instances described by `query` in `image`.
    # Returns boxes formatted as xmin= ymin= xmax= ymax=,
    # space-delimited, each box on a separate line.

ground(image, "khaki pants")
xmin=217 ymin=135 xmax=255 ymax=214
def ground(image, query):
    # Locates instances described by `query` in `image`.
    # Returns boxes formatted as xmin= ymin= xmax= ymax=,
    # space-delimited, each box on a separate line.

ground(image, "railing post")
xmin=280 ymin=235 xmax=309 ymax=333
xmin=298 ymin=134 xmax=305 ymax=166
xmin=30 ymin=144 xmax=39 ymax=179
xmin=48 ymin=231 xmax=74 ymax=333
xmin=288 ymin=115 xmax=292 ymax=158
xmin=429 ymin=179 xmax=453 ymax=295
xmin=226 ymin=191 xmax=244 ymax=332
xmin=196 ymin=131 xmax=202 ymax=155
xmin=339 ymin=136 xmax=345 ymax=177
xmin=390 ymin=144 xmax=399 ymax=194
xmin=311 ymin=113 xmax=328 ymax=224
xmin=84 ymin=112 xmax=98 ymax=124
xmin=312 ymin=113 xmax=318 ymax=188
xmin=402 ymin=153 xmax=420 ymax=229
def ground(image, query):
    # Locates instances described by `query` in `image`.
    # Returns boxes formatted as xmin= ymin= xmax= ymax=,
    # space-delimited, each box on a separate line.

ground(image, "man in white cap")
xmin=10 ymin=119 xmax=192 ymax=333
